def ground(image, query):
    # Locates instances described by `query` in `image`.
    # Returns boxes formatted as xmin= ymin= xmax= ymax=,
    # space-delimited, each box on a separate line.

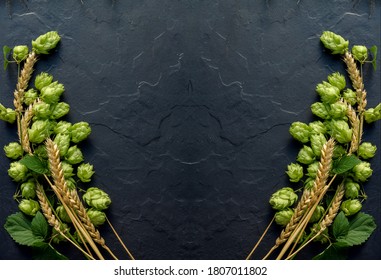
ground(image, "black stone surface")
xmin=0 ymin=0 xmax=380 ymax=260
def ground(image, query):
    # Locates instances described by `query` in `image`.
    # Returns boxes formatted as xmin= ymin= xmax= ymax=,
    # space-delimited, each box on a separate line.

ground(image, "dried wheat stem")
xmin=265 ymin=139 xmax=334 ymax=260
xmin=106 ymin=216 xmax=135 ymax=260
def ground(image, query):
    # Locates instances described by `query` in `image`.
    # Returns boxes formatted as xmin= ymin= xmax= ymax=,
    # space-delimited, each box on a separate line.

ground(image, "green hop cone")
xmin=4 ymin=142 xmax=23 ymax=159
xmin=65 ymin=146 xmax=84 ymax=165
xmin=344 ymin=178 xmax=360 ymax=199
xmin=307 ymin=161 xmax=319 ymax=178
xmin=320 ymin=31 xmax=349 ymax=55
xmin=12 ymin=45 xmax=29 ymax=63
xmin=274 ymin=208 xmax=294 ymax=227
xmin=327 ymin=72 xmax=346 ymax=91
xmin=51 ymin=223 xmax=69 ymax=244
xmin=56 ymin=205 xmax=71 ymax=223
xmin=40 ymin=81 xmax=65 ymax=104
xmin=0 ymin=104 xmax=16 ymax=123
xmin=269 ymin=187 xmax=298 ymax=211
xmin=61 ymin=161 xmax=74 ymax=178
xmin=343 ymin=89 xmax=357 ymax=106
xmin=352 ymin=45 xmax=368 ymax=63
xmin=54 ymin=121 xmax=72 ymax=135
xmin=87 ymin=208 xmax=106 ymax=226
xmin=352 ymin=161 xmax=372 ymax=182
xmin=309 ymin=205 xmax=325 ymax=223
xmin=20 ymin=180 xmax=36 ymax=199
xmin=309 ymin=121 xmax=327 ymax=135
xmin=8 ymin=161 xmax=28 ymax=182
xmin=329 ymin=102 xmax=347 ymax=119
xmin=311 ymin=224 xmax=329 ymax=244
xmin=330 ymin=120 xmax=352 ymax=144
xmin=66 ymin=177 xmax=77 ymax=190
xmin=54 ymin=133 xmax=71 ymax=157
xmin=51 ymin=102 xmax=70 ymax=119
xmin=311 ymin=102 xmax=330 ymax=119
xmin=77 ymin=163 xmax=95 ymax=183
xmin=18 ymin=199 xmax=40 ymax=216
xmin=364 ymin=104 xmax=381 ymax=123
xmin=33 ymin=102 xmax=51 ymax=119
xmin=310 ymin=133 xmax=327 ymax=157
xmin=358 ymin=142 xmax=377 ymax=159
xmin=340 ymin=199 xmax=362 ymax=216
xmin=316 ymin=81 xmax=341 ymax=104
xmin=35 ymin=72 xmax=53 ymax=91
xmin=32 ymin=31 xmax=61 ymax=55
xmin=285 ymin=163 xmax=303 ymax=183
xmin=28 ymin=119 xmax=51 ymax=143
xmin=304 ymin=177 xmax=314 ymax=190
xmin=34 ymin=145 xmax=48 ymax=159
xmin=24 ymin=89 xmax=38 ymax=106
xmin=83 ymin=187 xmax=112 ymax=211
xmin=70 ymin=122 xmax=91 ymax=143
xmin=289 ymin=122 xmax=311 ymax=143
xmin=333 ymin=144 xmax=347 ymax=159
xmin=297 ymin=145 xmax=316 ymax=165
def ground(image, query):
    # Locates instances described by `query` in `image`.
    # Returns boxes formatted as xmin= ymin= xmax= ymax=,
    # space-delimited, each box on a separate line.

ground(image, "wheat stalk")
xmin=45 ymin=138 xmax=120 ymax=259
xmin=263 ymin=139 xmax=335 ymax=259
xmin=45 ymin=138 xmax=108 ymax=259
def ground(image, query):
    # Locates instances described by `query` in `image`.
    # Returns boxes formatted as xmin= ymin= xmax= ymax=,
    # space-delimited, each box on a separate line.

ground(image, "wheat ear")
xmin=13 ymin=51 xmax=37 ymax=113
xmin=344 ymin=101 xmax=361 ymax=154
xmin=343 ymin=51 xmax=367 ymax=111
xmin=320 ymin=182 xmax=345 ymax=231
xmin=20 ymin=101 xmax=37 ymax=154
xmin=263 ymin=138 xmax=335 ymax=259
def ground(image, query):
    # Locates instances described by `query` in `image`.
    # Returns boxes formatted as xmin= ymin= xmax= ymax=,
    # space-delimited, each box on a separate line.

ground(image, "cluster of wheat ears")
xmin=246 ymin=50 xmax=369 ymax=260
xmin=12 ymin=51 xmax=134 ymax=260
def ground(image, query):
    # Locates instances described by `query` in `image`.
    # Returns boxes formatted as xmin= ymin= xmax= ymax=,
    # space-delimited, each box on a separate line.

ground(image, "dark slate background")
xmin=0 ymin=0 xmax=380 ymax=260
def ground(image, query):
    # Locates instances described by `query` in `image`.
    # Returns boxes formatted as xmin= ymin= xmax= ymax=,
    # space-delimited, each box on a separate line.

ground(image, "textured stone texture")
xmin=0 ymin=0 xmax=380 ymax=259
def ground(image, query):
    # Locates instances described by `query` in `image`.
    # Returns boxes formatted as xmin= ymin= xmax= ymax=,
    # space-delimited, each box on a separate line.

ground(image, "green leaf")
xmin=4 ymin=212 xmax=44 ymax=246
xmin=336 ymin=212 xmax=377 ymax=247
xmin=313 ymin=244 xmax=347 ymax=260
xmin=19 ymin=154 xmax=49 ymax=174
xmin=370 ymin=45 xmax=377 ymax=71
xmin=332 ymin=155 xmax=361 ymax=175
xmin=332 ymin=211 xmax=349 ymax=240
xmin=32 ymin=244 xmax=68 ymax=260
xmin=3 ymin=45 xmax=11 ymax=70
xmin=31 ymin=212 xmax=49 ymax=240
